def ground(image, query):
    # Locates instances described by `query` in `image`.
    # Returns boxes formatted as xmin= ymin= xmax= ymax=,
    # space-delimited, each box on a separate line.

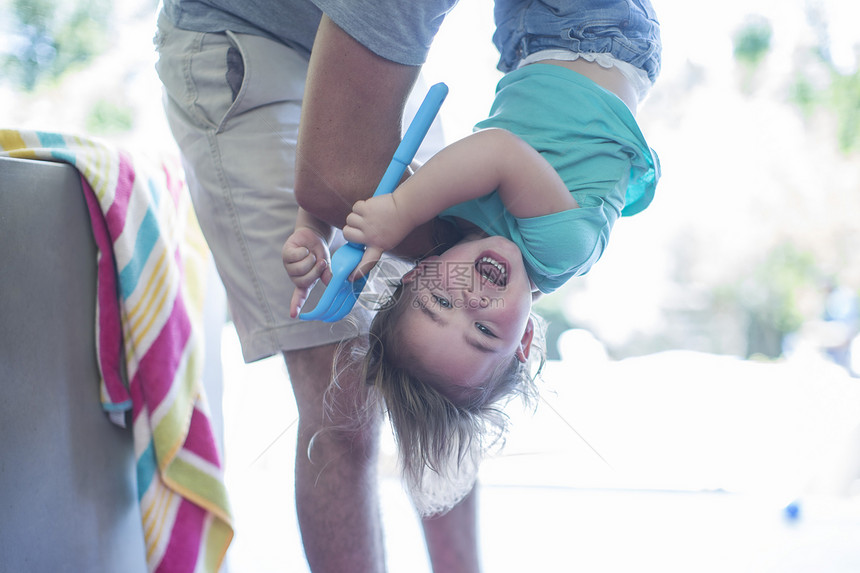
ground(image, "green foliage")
xmin=85 ymin=98 xmax=134 ymax=134
xmin=732 ymin=16 xmax=773 ymax=68
xmin=788 ymin=72 xmax=819 ymax=119
xmin=2 ymin=0 xmax=113 ymax=91
xmin=788 ymin=65 xmax=860 ymax=153
xmin=829 ymin=69 xmax=860 ymax=153
xmin=730 ymin=243 xmax=820 ymax=357
xmin=534 ymin=291 xmax=575 ymax=361
xmin=786 ymin=5 xmax=860 ymax=152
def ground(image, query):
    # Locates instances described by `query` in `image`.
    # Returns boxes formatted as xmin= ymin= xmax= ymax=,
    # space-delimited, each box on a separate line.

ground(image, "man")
xmin=155 ymin=2 xmax=479 ymax=571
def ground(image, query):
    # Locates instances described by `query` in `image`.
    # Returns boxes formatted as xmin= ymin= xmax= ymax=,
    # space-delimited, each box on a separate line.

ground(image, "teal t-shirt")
xmin=440 ymin=64 xmax=660 ymax=293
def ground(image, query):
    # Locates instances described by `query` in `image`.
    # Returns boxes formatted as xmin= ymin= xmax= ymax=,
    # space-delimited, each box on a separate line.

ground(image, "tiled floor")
xmin=217 ymin=327 xmax=860 ymax=572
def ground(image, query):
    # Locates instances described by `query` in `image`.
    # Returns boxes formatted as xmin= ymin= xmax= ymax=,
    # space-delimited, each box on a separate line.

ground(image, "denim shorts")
xmin=493 ymin=0 xmax=662 ymax=83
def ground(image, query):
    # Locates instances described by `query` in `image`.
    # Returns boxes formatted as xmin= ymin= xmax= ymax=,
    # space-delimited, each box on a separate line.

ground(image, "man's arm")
xmin=294 ymin=14 xmax=420 ymax=228
xmin=293 ymin=14 xmax=442 ymax=259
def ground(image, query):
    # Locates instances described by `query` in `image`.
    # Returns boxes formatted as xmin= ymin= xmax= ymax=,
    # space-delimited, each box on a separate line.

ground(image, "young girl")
xmin=284 ymin=0 xmax=661 ymax=514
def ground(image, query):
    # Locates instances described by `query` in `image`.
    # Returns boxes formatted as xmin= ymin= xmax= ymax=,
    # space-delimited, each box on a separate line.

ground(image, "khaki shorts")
xmin=155 ymin=12 xmax=373 ymax=362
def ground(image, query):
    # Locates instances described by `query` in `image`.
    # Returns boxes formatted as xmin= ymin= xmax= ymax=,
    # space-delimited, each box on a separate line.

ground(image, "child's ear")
xmin=401 ymin=266 xmax=421 ymax=284
xmin=515 ymin=317 xmax=535 ymax=363
xmin=402 ymin=256 xmax=440 ymax=285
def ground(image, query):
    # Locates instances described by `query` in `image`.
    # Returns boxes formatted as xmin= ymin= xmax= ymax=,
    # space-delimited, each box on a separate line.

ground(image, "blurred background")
xmin=3 ymin=0 xmax=859 ymax=366
xmin=3 ymin=0 xmax=860 ymax=571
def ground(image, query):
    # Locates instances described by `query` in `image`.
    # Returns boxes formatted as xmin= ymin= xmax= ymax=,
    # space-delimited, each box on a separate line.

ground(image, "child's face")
xmin=395 ymin=235 xmax=534 ymax=402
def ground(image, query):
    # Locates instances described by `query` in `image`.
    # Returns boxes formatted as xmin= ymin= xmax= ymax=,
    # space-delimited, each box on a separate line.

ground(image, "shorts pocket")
xmin=178 ymin=31 xmax=240 ymax=132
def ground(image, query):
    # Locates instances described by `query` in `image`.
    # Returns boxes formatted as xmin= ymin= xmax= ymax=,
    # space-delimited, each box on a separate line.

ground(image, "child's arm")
xmin=343 ymin=128 xmax=579 ymax=276
xmin=282 ymin=207 xmax=335 ymax=317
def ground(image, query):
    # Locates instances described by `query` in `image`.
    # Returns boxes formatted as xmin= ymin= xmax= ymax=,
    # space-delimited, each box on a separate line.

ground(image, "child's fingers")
xmin=290 ymin=286 xmax=311 ymax=318
xmin=283 ymin=249 xmax=317 ymax=277
xmin=343 ymin=212 xmax=366 ymax=240
xmin=351 ymin=195 xmax=387 ymax=218
xmin=287 ymin=258 xmax=328 ymax=290
xmin=289 ymin=257 xmax=331 ymax=317
xmin=349 ymin=246 xmax=383 ymax=282
xmin=282 ymin=243 xmax=311 ymax=264
xmin=342 ymin=224 xmax=364 ymax=246
xmin=281 ymin=241 xmax=304 ymax=263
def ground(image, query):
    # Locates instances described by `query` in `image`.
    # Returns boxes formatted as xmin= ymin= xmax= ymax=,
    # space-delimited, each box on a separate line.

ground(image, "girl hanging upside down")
xmin=284 ymin=0 xmax=662 ymax=515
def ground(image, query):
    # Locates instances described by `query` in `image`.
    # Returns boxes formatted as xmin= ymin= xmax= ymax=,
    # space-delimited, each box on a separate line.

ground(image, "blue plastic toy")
xmin=299 ymin=82 xmax=448 ymax=322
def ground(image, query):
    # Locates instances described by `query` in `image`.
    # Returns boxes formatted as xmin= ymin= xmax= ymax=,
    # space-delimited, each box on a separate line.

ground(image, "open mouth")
xmin=475 ymin=254 xmax=508 ymax=287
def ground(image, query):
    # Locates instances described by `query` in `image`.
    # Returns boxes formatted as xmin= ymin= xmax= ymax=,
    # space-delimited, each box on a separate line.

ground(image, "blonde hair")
xmin=358 ymin=282 xmax=545 ymax=515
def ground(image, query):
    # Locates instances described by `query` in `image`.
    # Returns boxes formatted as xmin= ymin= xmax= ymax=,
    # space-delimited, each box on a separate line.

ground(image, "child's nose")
xmin=464 ymin=287 xmax=490 ymax=310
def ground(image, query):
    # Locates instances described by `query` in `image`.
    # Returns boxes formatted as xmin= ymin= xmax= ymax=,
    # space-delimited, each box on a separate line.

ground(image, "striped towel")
xmin=0 ymin=130 xmax=233 ymax=572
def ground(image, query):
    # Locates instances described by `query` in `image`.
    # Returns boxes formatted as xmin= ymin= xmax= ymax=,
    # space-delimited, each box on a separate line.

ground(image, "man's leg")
xmin=155 ymin=17 xmax=386 ymax=570
xmin=285 ymin=342 xmax=385 ymax=572
xmin=297 ymin=21 xmax=484 ymax=569
xmin=422 ymin=486 xmax=482 ymax=573
xmin=286 ymin=341 xmax=483 ymax=573
xmin=157 ymin=13 xmax=479 ymax=571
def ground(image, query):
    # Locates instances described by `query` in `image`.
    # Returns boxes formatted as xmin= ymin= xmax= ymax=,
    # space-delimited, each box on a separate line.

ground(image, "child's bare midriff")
xmin=532 ymin=58 xmax=639 ymax=115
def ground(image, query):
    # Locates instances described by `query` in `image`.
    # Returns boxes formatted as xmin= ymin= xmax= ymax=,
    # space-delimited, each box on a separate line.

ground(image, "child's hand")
xmin=344 ymin=195 xmax=413 ymax=255
xmin=282 ymin=227 xmax=333 ymax=318
xmin=344 ymin=194 xmax=414 ymax=281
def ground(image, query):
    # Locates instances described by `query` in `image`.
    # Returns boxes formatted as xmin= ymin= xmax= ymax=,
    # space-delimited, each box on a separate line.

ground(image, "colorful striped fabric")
xmin=0 ymin=130 xmax=233 ymax=572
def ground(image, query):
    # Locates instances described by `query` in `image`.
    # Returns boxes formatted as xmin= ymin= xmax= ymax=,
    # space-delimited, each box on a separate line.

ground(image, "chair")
xmin=0 ymin=155 xmax=227 ymax=572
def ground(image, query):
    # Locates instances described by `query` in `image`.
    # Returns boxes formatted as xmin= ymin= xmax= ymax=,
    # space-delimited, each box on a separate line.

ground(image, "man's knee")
xmin=284 ymin=342 xmax=381 ymax=452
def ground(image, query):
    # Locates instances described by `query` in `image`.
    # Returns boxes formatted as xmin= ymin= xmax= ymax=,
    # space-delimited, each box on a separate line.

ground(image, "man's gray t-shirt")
xmin=161 ymin=0 xmax=457 ymax=64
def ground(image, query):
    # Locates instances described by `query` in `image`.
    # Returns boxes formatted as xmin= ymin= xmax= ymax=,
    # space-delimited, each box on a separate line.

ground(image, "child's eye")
xmin=475 ymin=323 xmax=495 ymax=337
xmin=431 ymin=294 xmax=451 ymax=308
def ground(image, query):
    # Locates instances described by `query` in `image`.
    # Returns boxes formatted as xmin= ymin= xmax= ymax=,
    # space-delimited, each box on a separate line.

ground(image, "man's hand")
xmin=282 ymin=227 xmax=333 ymax=318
